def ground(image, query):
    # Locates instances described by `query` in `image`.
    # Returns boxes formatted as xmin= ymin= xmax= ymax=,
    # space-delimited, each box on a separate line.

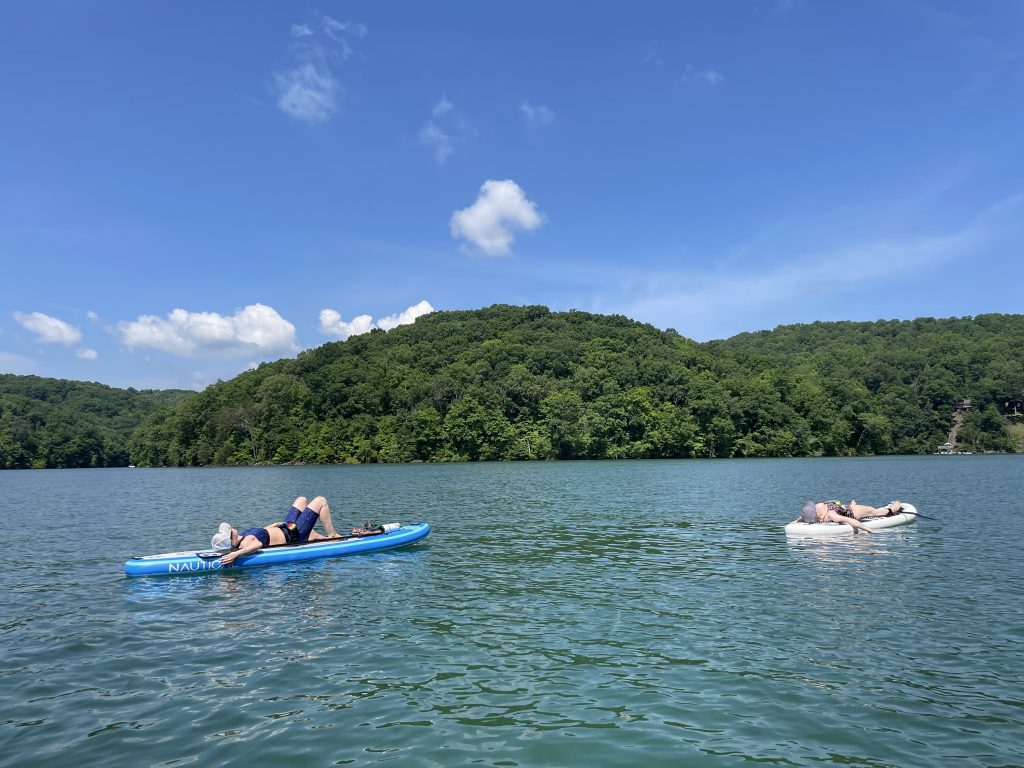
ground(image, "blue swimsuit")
xmin=238 ymin=526 xmax=271 ymax=547
xmin=238 ymin=506 xmax=320 ymax=549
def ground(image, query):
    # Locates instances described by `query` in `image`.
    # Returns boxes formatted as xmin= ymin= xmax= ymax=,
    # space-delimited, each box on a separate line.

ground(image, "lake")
xmin=1 ymin=456 xmax=1022 ymax=767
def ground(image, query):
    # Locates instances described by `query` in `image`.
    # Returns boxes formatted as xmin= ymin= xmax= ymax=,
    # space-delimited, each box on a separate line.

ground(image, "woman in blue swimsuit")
xmin=216 ymin=495 xmax=341 ymax=566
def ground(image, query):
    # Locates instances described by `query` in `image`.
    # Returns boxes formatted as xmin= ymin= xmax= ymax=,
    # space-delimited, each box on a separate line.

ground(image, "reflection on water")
xmin=786 ymin=525 xmax=924 ymax=565
xmin=1 ymin=457 xmax=1022 ymax=768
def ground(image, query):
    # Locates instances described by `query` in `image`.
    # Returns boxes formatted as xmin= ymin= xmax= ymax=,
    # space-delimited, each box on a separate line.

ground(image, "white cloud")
xmin=76 ymin=348 xmax=98 ymax=361
xmin=432 ymin=96 xmax=453 ymax=118
xmin=450 ymin=180 xmax=545 ymax=256
xmin=322 ymin=15 xmax=367 ymax=44
xmin=86 ymin=310 xmax=98 ymax=321
xmin=319 ymin=309 xmax=374 ymax=340
xmin=420 ymin=120 xmax=454 ymax=164
xmin=378 ymin=300 xmax=434 ymax=330
xmin=275 ymin=63 xmax=339 ymax=124
xmin=681 ymin=65 xmax=725 ymax=86
xmin=521 ymin=101 xmax=556 ymax=125
xmin=319 ymin=301 xmax=434 ymax=340
xmin=419 ymin=97 xmax=473 ymax=164
xmin=117 ymin=304 xmax=299 ymax=357
xmin=13 ymin=311 xmax=82 ymax=345
xmin=275 ymin=13 xmax=365 ymax=123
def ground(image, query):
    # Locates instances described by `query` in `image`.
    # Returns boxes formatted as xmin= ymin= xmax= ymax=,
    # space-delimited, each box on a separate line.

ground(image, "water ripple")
xmin=1 ymin=458 xmax=1022 ymax=767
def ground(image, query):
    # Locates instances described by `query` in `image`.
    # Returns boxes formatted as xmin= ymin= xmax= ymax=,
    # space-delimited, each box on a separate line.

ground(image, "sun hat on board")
xmin=211 ymin=522 xmax=233 ymax=550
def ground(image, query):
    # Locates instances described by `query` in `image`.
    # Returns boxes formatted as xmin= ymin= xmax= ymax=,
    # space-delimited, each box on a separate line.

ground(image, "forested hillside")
xmin=126 ymin=306 xmax=1023 ymax=467
xmin=0 ymin=375 xmax=192 ymax=469
xmin=707 ymin=314 xmax=1024 ymax=454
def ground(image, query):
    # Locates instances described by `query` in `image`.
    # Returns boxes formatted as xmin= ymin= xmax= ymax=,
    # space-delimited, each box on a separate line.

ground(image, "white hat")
xmin=211 ymin=522 xmax=233 ymax=550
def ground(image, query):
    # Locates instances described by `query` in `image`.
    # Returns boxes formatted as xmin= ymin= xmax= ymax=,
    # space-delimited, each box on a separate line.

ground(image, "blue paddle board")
xmin=124 ymin=522 xmax=430 ymax=576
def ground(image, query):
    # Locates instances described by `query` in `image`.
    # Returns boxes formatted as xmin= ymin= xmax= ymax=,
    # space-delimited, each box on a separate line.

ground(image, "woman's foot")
xmin=886 ymin=501 xmax=903 ymax=515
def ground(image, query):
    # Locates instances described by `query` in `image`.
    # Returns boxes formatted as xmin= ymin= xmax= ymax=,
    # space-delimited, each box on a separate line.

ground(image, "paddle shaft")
xmin=862 ymin=511 xmax=936 ymax=521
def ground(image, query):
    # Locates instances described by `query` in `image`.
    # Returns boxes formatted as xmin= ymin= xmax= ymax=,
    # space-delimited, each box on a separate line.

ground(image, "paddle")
xmin=861 ymin=509 xmax=936 ymax=521
xmin=890 ymin=505 xmax=936 ymax=520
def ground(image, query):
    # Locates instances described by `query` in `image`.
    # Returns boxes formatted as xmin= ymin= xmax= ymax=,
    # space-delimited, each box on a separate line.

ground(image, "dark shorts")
xmin=238 ymin=526 xmax=270 ymax=548
xmin=282 ymin=505 xmax=320 ymax=543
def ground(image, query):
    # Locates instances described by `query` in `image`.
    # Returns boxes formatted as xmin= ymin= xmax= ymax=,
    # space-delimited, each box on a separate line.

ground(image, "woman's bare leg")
xmin=306 ymin=495 xmax=338 ymax=538
xmin=849 ymin=500 xmax=899 ymax=519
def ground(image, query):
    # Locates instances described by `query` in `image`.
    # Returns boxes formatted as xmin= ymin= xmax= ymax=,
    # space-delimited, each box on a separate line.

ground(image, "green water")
xmin=1 ymin=457 xmax=1022 ymax=767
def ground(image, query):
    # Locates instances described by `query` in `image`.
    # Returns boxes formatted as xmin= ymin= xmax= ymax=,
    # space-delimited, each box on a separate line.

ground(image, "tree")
xmin=541 ymin=391 xmax=590 ymax=459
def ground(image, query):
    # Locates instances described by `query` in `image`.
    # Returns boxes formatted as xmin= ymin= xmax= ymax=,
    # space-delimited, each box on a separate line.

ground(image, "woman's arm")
xmin=824 ymin=510 xmax=875 ymax=533
xmin=220 ymin=534 xmax=264 ymax=565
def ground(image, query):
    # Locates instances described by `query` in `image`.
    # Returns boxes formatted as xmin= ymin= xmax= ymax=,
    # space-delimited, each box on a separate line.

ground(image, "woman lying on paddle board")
xmin=212 ymin=495 xmax=376 ymax=567
xmin=796 ymin=500 xmax=905 ymax=533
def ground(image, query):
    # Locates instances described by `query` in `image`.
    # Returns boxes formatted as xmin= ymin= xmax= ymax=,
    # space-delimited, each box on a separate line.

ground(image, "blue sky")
xmin=1 ymin=1 xmax=1022 ymax=391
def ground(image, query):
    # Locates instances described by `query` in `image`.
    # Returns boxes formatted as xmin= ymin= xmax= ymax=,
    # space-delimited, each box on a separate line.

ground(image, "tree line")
xmin=0 ymin=374 xmax=191 ymax=469
xmin=129 ymin=306 xmax=1023 ymax=466
xmin=3 ymin=307 xmax=1021 ymax=469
